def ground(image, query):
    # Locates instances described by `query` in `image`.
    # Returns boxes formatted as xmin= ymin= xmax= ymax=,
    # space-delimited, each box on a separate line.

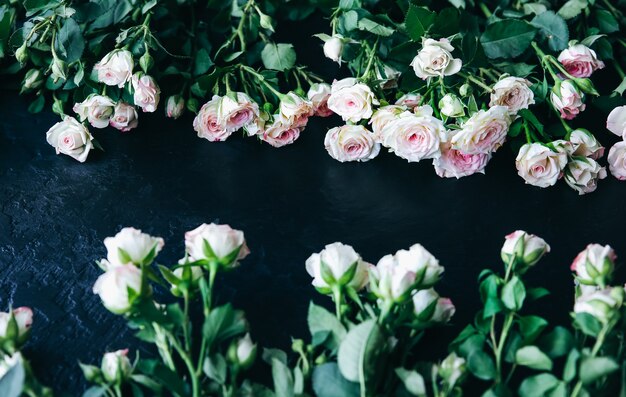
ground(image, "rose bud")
xmin=569 ymin=129 xmax=604 ymax=159
xmin=322 ymin=34 xmax=344 ymax=64
xmin=489 ymin=77 xmax=535 ymax=115
xmin=0 ymin=307 xmax=33 ymax=345
xmin=438 ymin=94 xmax=464 ymax=118
xmin=550 ymin=80 xmax=585 ymax=120
xmin=573 ymin=78 xmax=599 ymax=96
xmin=227 ymin=333 xmax=257 ymax=370
xmin=92 ymin=265 xmax=143 ymax=314
xmin=608 ymin=141 xmax=626 ymax=180
xmin=51 ymin=58 xmax=67 ymax=82
xmin=574 ymin=287 xmax=624 ymax=324
xmin=563 ymin=157 xmax=607 ymax=195
xmin=169 ymin=260 xmax=204 ymax=297
xmin=370 ymin=254 xmax=417 ymax=303
xmin=571 ymin=244 xmax=616 ymax=287
xmin=324 ymin=125 xmax=380 ymax=162
xmin=412 ymin=288 xmax=441 ymax=322
xmin=327 ymin=78 xmax=379 ymax=123
xmin=184 ymin=223 xmax=250 ymax=268
xmin=101 ymin=349 xmax=132 ymax=383
xmin=305 ymin=242 xmax=370 ymax=294
xmin=438 ymin=353 xmax=466 ymax=390
xmin=393 ymin=244 xmax=444 ymax=288
xmin=376 ymin=64 xmax=401 ymax=90
xmin=94 ymin=50 xmax=134 ymax=88
xmin=15 ymin=43 xmax=28 ymax=64
xmin=394 ymin=93 xmax=421 ymax=109
xmin=45 ymin=116 xmax=94 ymax=163
xmin=411 ymin=38 xmax=462 ymax=79
xmin=166 ymin=95 xmax=185 ymax=119
xmin=73 ymin=95 xmax=116 ymax=129
xmin=557 ymin=44 xmax=605 ymax=78
xmin=515 ymin=143 xmax=567 ymax=188
xmin=104 ymin=227 xmax=164 ymax=267
xmin=109 ymin=102 xmax=139 ymax=132
xmin=607 ymin=105 xmax=626 ymax=138
xmin=139 ymin=52 xmax=154 ymax=74
xmin=431 ymin=298 xmax=455 ymax=323
xmin=501 ymin=230 xmax=550 ymax=270
xmin=21 ymin=69 xmax=44 ymax=93
xmin=132 ymin=73 xmax=160 ymax=112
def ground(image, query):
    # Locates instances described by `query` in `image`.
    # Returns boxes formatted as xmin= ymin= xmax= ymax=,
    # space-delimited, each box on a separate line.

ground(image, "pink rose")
xmin=381 ymin=113 xmax=446 ymax=162
xmin=434 ymin=142 xmax=491 ymax=178
xmin=551 ymin=80 xmax=585 ymax=120
xmin=131 ymin=74 xmax=160 ymax=112
xmin=569 ymin=129 xmax=604 ymax=159
xmin=279 ymin=91 xmax=314 ymax=128
xmin=450 ymin=106 xmax=511 ymax=154
xmin=110 ymin=103 xmax=138 ymax=132
xmin=369 ymin=105 xmax=406 ymax=142
xmin=558 ymin=44 xmax=605 ymax=78
xmin=327 ymin=78 xmax=378 ymax=123
xmin=607 ymin=106 xmax=626 ymax=138
xmin=324 ymin=125 xmax=380 ymax=162
xmin=395 ymin=93 xmax=421 ymax=109
xmin=217 ymin=92 xmax=259 ymax=132
xmin=607 ymin=141 xmax=626 ymax=180
xmin=261 ymin=120 xmax=302 ymax=147
xmin=193 ymin=96 xmax=231 ymax=142
xmin=94 ymin=50 xmax=133 ymax=88
xmin=307 ymin=83 xmax=333 ymax=117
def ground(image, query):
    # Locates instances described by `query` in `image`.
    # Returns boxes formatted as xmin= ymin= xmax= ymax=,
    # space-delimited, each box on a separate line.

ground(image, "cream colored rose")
xmin=395 ymin=93 xmax=421 ymax=109
xmin=607 ymin=141 xmax=626 ymax=180
xmin=307 ymin=83 xmax=333 ymax=117
xmin=101 ymin=349 xmax=132 ymax=383
xmin=93 ymin=265 xmax=143 ymax=314
xmin=185 ymin=223 xmax=249 ymax=266
xmin=305 ymin=242 xmax=370 ymax=293
xmin=217 ymin=92 xmax=259 ymax=132
xmin=279 ymin=91 xmax=314 ymax=127
xmin=261 ymin=119 xmax=302 ymax=147
xmin=394 ymin=244 xmax=444 ymax=288
xmin=558 ymin=44 xmax=605 ymax=78
xmin=132 ymin=73 xmax=160 ymax=112
xmin=434 ymin=142 xmax=491 ymax=179
xmin=410 ymin=38 xmax=462 ymax=80
xmin=501 ymin=230 xmax=550 ymax=268
xmin=104 ymin=227 xmax=164 ymax=267
xmin=376 ymin=64 xmax=401 ymax=90
xmin=571 ymin=244 xmax=616 ymax=286
xmin=327 ymin=78 xmax=379 ymax=123
xmin=110 ymin=102 xmax=138 ymax=132
xmin=94 ymin=50 xmax=134 ymax=88
xmin=381 ymin=113 xmax=446 ymax=162
xmin=515 ymin=143 xmax=567 ymax=188
xmin=551 ymin=80 xmax=585 ymax=120
xmin=194 ymin=96 xmax=231 ymax=142
xmin=324 ymin=125 xmax=380 ymax=162
xmin=489 ymin=77 xmax=535 ymax=114
xmin=46 ymin=116 xmax=94 ymax=163
xmin=569 ymin=129 xmax=604 ymax=159
xmin=73 ymin=95 xmax=115 ymax=129
xmin=323 ymin=35 xmax=344 ymax=64
xmin=564 ymin=157 xmax=607 ymax=195
xmin=451 ymin=106 xmax=511 ymax=154
xmin=438 ymin=94 xmax=464 ymax=118
xmin=370 ymin=254 xmax=417 ymax=303
xmin=369 ymin=105 xmax=406 ymax=142
xmin=607 ymin=106 xmax=626 ymax=138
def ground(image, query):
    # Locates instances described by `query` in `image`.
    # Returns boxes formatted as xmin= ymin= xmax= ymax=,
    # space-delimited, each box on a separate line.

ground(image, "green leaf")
xmin=501 ymin=276 xmax=526 ymax=311
xmin=594 ymin=10 xmax=619 ymax=34
xmin=395 ymin=368 xmax=426 ymax=396
xmin=518 ymin=316 xmax=548 ymax=343
xmin=557 ymin=0 xmax=588 ymax=20
xmin=203 ymin=354 xmax=227 ymax=385
xmin=562 ymin=349 xmax=579 ymax=382
xmin=82 ymin=386 xmax=107 ymax=397
xmin=527 ymin=287 xmax=550 ymax=301
xmin=467 ymin=350 xmax=496 ymax=380
xmin=531 ymin=11 xmax=569 ymax=52
xmin=271 ymin=357 xmax=294 ymax=397
xmin=573 ymin=313 xmax=602 ymax=337
xmin=480 ymin=19 xmax=537 ymax=59
xmin=193 ymin=48 xmax=213 ymax=76
xmin=579 ymin=356 xmax=619 ymax=384
xmin=202 ymin=304 xmax=247 ymax=348
xmin=518 ymin=373 xmax=560 ymax=397
xmin=28 ymin=95 xmax=45 ymax=114
xmin=539 ymin=326 xmax=574 ymax=358
xmin=55 ymin=18 xmax=84 ymax=63
xmin=404 ymin=5 xmax=435 ymax=41
xmin=357 ymin=18 xmax=394 ymax=37
xmin=515 ymin=346 xmax=553 ymax=371
xmin=337 ymin=320 xmax=385 ymax=388
xmin=0 ymin=362 xmax=25 ymax=397
xmin=312 ymin=363 xmax=360 ymax=397
xmin=308 ymin=303 xmax=347 ymax=350
xmin=261 ymin=43 xmax=296 ymax=71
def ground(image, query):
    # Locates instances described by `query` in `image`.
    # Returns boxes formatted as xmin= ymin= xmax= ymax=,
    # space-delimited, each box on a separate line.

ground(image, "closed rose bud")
xmin=438 ymin=94 xmax=464 ymax=118
xmin=501 ymin=230 xmax=550 ymax=270
xmin=574 ymin=78 xmax=599 ymax=96
xmin=574 ymin=287 xmax=624 ymax=324
xmin=459 ymin=83 xmax=472 ymax=97
xmin=432 ymin=298 xmax=455 ymax=323
xmin=110 ymin=102 xmax=139 ymax=132
xmin=104 ymin=227 xmax=164 ymax=267
xmin=95 ymin=50 xmax=134 ymax=88
xmin=170 ymin=261 xmax=204 ymax=297
xmin=15 ymin=43 xmax=28 ymax=64
xmin=92 ymin=265 xmax=143 ymax=314
xmin=101 ymin=349 xmax=132 ymax=383
xmin=412 ymin=288 xmax=439 ymax=321
xmin=228 ymin=333 xmax=257 ymax=370
xmin=438 ymin=353 xmax=466 ymax=389
xmin=166 ymin=95 xmax=185 ymax=119
xmin=305 ymin=242 xmax=370 ymax=293
xmin=571 ymin=244 xmax=615 ymax=287
xmin=394 ymin=244 xmax=444 ymax=288
xmin=323 ymin=35 xmax=344 ymax=64
xmin=394 ymin=93 xmax=421 ymax=109
xmin=51 ymin=58 xmax=68 ymax=82
xmin=184 ymin=223 xmax=250 ymax=267
xmin=0 ymin=307 xmax=33 ymax=343
xmin=132 ymin=73 xmax=160 ymax=112
xmin=551 ymin=80 xmax=585 ymax=120
xmin=73 ymin=95 xmax=115 ymax=129
xmin=370 ymin=255 xmax=417 ymax=303
xmin=139 ymin=52 xmax=154 ymax=73
xmin=22 ymin=69 xmax=43 ymax=92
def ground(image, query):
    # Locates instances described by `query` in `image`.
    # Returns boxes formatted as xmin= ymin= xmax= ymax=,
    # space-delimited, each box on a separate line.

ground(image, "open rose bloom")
xmin=307 ymin=83 xmax=333 ymax=117
xmin=411 ymin=38 xmax=462 ymax=80
xmin=94 ymin=50 xmax=134 ymax=87
xmin=327 ymin=77 xmax=378 ymax=122
xmin=608 ymin=141 xmax=626 ymax=180
xmin=324 ymin=125 xmax=380 ymax=162
xmin=46 ymin=116 xmax=94 ymax=162
xmin=451 ymin=106 xmax=511 ymax=155
xmin=381 ymin=112 xmax=446 ymax=162
xmin=516 ymin=143 xmax=567 ymax=188
xmin=558 ymin=44 xmax=605 ymax=78
xmin=279 ymin=92 xmax=314 ymax=128
xmin=73 ymin=95 xmax=115 ymax=129
xmin=194 ymin=96 xmax=229 ymax=142
xmin=261 ymin=119 xmax=302 ymax=148
xmin=434 ymin=142 xmax=491 ymax=179
xmin=489 ymin=77 xmax=535 ymax=115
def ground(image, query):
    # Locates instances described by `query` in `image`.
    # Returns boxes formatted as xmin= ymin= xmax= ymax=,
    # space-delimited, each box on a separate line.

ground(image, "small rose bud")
xmin=501 ymin=230 xmax=550 ymax=270
xmin=166 ymin=95 xmax=185 ymax=119
xmin=92 ymin=266 xmax=144 ymax=314
xmin=574 ymin=287 xmax=624 ymax=324
xmin=438 ymin=94 xmax=464 ymax=118
xmin=574 ymin=78 xmax=599 ymax=96
xmin=438 ymin=353 xmax=466 ymax=389
xmin=51 ymin=58 xmax=68 ymax=82
xmin=104 ymin=227 xmax=164 ymax=267
xmin=139 ymin=52 xmax=154 ymax=73
xmin=101 ymin=349 xmax=132 ymax=383
xmin=571 ymin=244 xmax=615 ymax=287
xmin=432 ymin=298 xmax=455 ymax=323
xmin=305 ymin=242 xmax=370 ymax=294
xmin=0 ymin=307 xmax=33 ymax=344
xmin=184 ymin=223 xmax=250 ymax=268
xmin=370 ymin=254 xmax=417 ymax=303
xmin=323 ymin=35 xmax=344 ymax=64
xmin=15 ymin=43 xmax=28 ymax=64
xmin=412 ymin=288 xmax=439 ymax=321
xmin=227 ymin=333 xmax=257 ymax=370
xmin=459 ymin=83 xmax=472 ymax=97
xmin=22 ymin=69 xmax=43 ymax=92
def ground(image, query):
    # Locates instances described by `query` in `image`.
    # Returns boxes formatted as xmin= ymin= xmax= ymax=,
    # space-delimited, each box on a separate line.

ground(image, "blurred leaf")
xmin=579 ymin=356 xmax=619 ymax=384
xmin=404 ymin=5 xmax=435 ymax=41
xmin=261 ymin=43 xmax=296 ymax=71
xmin=515 ymin=346 xmax=553 ymax=370
xmin=531 ymin=11 xmax=568 ymax=52
xmin=480 ymin=20 xmax=537 ymax=59
xmin=312 ymin=363 xmax=360 ymax=397
xmin=467 ymin=350 xmax=496 ymax=380
xmin=337 ymin=320 xmax=384 ymax=387
xmin=518 ymin=373 xmax=560 ymax=397
xmin=0 ymin=362 xmax=25 ymax=397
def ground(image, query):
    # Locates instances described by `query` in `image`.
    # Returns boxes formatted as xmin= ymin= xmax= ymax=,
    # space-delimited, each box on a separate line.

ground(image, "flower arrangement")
xmin=2 ymin=226 xmax=626 ymax=396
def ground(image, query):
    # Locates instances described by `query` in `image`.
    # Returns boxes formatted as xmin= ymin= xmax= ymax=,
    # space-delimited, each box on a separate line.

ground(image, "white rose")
xmin=184 ymin=223 xmax=250 ymax=266
xmin=217 ymin=92 xmax=260 ymax=132
xmin=410 ymin=38 xmax=462 ymax=80
xmin=307 ymin=83 xmax=333 ymax=117
xmin=46 ymin=116 xmax=94 ymax=163
xmin=571 ymin=244 xmax=616 ymax=286
xmin=569 ymin=129 xmax=604 ymax=159
xmin=101 ymin=349 xmax=132 ymax=383
xmin=515 ymin=143 xmax=567 ymax=188
xmin=608 ymin=141 xmax=626 ymax=180
xmin=261 ymin=119 xmax=302 ymax=148
xmin=607 ymin=105 xmax=626 ymax=138
xmin=394 ymin=244 xmax=444 ymax=288
xmin=279 ymin=92 xmax=314 ymax=127
xmin=433 ymin=142 xmax=491 ymax=179
xmin=412 ymin=288 xmax=439 ymax=320
xmin=104 ymin=227 xmax=164 ymax=267
xmin=432 ymin=298 xmax=455 ymax=323
xmin=574 ymin=287 xmax=624 ymax=324
xmin=230 ymin=333 xmax=257 ymax=369
xmin=327 ymin=78 xmax=379 ymax=123
xmin=305 ymin=242 xmax=370 ymax=293
xmin=132 ymin=73 xmax=160 ymax=112
xmin=95 ymin=50 xmax=134 ymax=88
xmin=376 ymin=64 xmax=401 ymax=90
xmin=438 ymin=353 xmax=466 ymax=389
xmin=109 ymin=102 xmax=139 ymax=132
xmin=93 ymin=265 xmax=143 ymax=314
xmin=73 ymin=95 xmax=115 ymax=129
xmin=564 ymin=157 xmax=607 ymax=195
xmin=0 ymin=307 xmax=33 ymax=339
xmin=451 ymin=106 xmax=511 ymax=154
xmin=489 ymin=77 xmax=535 ymax=114
xmin=166 ymin=95 xmax=185 ymax=119
xmin=323 ymin=35 xmax=344 ymax=64
xmin=501 ymin=230 xmax=550 ymax=268
xmin=381 ymin=113 xmax=446 ymax=162
xmin=194 ymin=96 xmax=231 ymax=142
xmin=324 ymin=125 xmax=380 ymax=162
xmin=369 ymin=105 xmax=406 ymax=142
xmin=370 ymin=254 xmax=417 ymax=303
xmin=395 ymin=93 xmax=421 ymax=109
xmin=438 ymin=94 xmax=464 ymax=118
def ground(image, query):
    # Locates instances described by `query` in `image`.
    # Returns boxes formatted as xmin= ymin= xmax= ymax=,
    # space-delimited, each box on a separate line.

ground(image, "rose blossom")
xmin=564 ymin=157 xmax=607 ymax=195
xmin=217 ymin=92 xmax=259 ymax=132
xmin=0 ymin=307 xmax=33 ymax=339
xmin=410 ymin=38 xmax=462 ymax=80
xmin=131 ymin=73 xmax=160 ymax=112
xmin=451 ymin=106 xmax=511 ymax=154
xmin=46 ymin=116 xmax=94 ymax=163
xmin=432 ymin=298 xmax=455 ymax=323
xmin=552 ymin=139 xmax=576 ymax=156
xmin=327 ymin=78 xmax=379 ymax=123
xmin=515 ymin=143 xmax=567 ymax=188
xmin=229 ymin=333 xmax=257 ymax=370
xmin=501 ymin=230 xmax=550 ymax=268
xmin=109 ymin=102 xmax=138 ymax=132
xmin=370 ymin=254 xmax=417 ymax=303
xmin=101 ymin=349 xmax=132 ymax=383
xmin=574 ymin=287 xmax=624 ymax=324
xmin=558 ymin=44 xmax=605 ymax=78
xmin=73 ymin=95 xmax=115 ymax=129
xmin=369 ymin=106 xmax=405 ymax=142
xmin=571 ymin=244 xmax=616 ymax=286
xmin=166 ymin=95 xmax=185 ymax=119
xmin=261 ymin=119 xmax=302 ymax=148
xmin=438 ymin=94 xmax=464 ymax=118
xmin=279 ymin=91 xmax=314 ymax=127
xmin=394 ymin=244 xmax=444 ymax=288
xmin=324 ymin=125 xmax=380 ymax=162
xmin=412 ymin=289 xmax=439 ymax=320
xmin=193 ymin=96 xmax=231 ymax=142
xmin=376 ymin=64 xmax=401 ymax=90
xmin=489 ymin=77 xmax=535 ymax=114
xmin=185 ymin=223 xmax=249 ymax=266
xmin=307 ymin=83 xmax=333 ymax=117
xmin=93 ymin=265 xmax=143 ymax=314
xmin=438 ymin=354 xmax=466 ymax=389
xmin=551 ymin=80 xmax=585 ymax=120
xmin=104 ymin=227 xmax=164 ymax=267
xmin=569 ymin=129 xmax=604 ymax=159
xmin=323 ymin=34 xmax=344 ymax=64
xmin=305 ymin=242 xmax=370 ymax=293
xmin=433 ymin=142 xmax=491 ymax=179
xmin=94 ymin=50 xmax=134 ymax=87
xmin=381 ymin=113 xmax=446 ymax=162
xmin=608 ymin=141 xmax=626 ymax=180
xmin=395 ymin=93 xmax=421 ymax=109
xmin=607 ymin=106 xmax=626 ymax=138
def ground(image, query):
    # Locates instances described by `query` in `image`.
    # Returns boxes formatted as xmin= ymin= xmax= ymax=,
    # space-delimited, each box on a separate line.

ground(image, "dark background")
xmin=1 ymin=18 xmax=625 ymax=395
